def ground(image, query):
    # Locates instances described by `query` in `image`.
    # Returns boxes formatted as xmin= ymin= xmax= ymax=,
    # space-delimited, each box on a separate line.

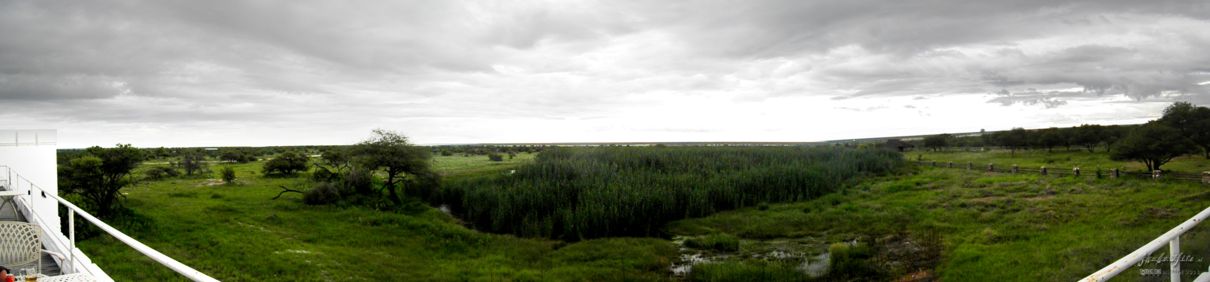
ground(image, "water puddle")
xmin=669 ymin=236 xmax=831 ymax=278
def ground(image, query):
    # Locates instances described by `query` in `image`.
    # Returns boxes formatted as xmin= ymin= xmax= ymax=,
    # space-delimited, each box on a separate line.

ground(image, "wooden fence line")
xmin=914 ymin=161 xmax=1209 ymax=183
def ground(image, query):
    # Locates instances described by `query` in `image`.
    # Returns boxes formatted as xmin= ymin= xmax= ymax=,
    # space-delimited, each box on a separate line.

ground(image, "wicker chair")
xmin=0 ymin=222 xmax=95 ymax=281
xmin=0 ymin=221 xmax=41 ymax=272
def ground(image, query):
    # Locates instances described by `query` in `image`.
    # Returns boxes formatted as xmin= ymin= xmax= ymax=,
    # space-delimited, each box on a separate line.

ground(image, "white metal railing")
xmin=0 ymin=166 xmax=219 ymax=282
xmin=0 ymin=130 xmax=56 ymax=147
xmin=1080 ymin=206 xmax=1210 ymax=282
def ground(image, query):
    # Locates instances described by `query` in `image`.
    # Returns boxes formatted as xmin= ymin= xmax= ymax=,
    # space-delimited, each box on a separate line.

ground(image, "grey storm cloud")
xmin=1 ymin=0 xmax=1209 ymax=146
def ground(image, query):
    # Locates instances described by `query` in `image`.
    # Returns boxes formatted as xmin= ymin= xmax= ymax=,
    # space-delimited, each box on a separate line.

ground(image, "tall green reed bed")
xmin=441 ymin=146 xmax=903 ymax=240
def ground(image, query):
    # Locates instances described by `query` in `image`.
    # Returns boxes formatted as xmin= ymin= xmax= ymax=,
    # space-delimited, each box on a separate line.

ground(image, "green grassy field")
xmin=73 ymin=149 xmax=1210 ymax=281
xmin=915 ymin=149 xmax=1210 ymax=175
xmin=431 ymin=152 xmax=537 ymax=177
xmin=669 ymin=167 xmax=1210 ymax=281
xmin=77 ymin=154 xmax=677 ymax=281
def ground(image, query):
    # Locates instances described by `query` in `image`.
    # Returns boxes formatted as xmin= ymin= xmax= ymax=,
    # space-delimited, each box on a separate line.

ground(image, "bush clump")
xmin=220 ymin=166 xmax=236 ymax=184
xmin=689 ymin=261 xmax=808 ymax=282
xmin=303 ymin=182 xmax=345 ymax=205
xmin=684 ymin=233 xmax=740 ymax=252
xmin=828 ymin=242 xmax=878 ymax=279
xmin=263 ymin=151 xmax=309 ymax=176
xmin=143 ymin=166 xmax=180 ymax=181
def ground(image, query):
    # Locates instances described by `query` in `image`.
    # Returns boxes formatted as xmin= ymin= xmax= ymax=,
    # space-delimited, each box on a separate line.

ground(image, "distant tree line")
xmin=904 ymin=102 xmax=1210 ymax=171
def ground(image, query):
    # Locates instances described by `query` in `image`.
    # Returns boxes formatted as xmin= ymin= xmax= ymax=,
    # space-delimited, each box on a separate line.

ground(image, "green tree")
xmin=178 ymin=150 xmax=208 ymax=176
xmin=350 ymin=129 xmax=435 ymax=206
xmin=1158 ymin=102 xmax=1210 ymax=158
xmin=1110 ymin=122 xmax=1196 ymax=171
xmin=995 ymin=128 xmax=1028 ymax=156
xmin=219 ymin=149 xmax=254 ymax=163
xmin=923 ymin=134 xmax=951 ymax=151
xmin=320 ymin=148 xmax=351 ymax=172
xmin=263 ymin=151 xmax=309 ymax=176
xmin=1035 ymin=127 xmax=1062 ymax=152
xmin=58 ymin=144 xmax=144 ymax=218
xmin=1072 ymin=124 xmax=1104 ymax=152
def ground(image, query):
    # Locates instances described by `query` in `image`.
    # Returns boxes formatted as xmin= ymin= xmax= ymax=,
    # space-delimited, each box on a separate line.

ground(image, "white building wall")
xmin=0 ymin=130 xmax=59 ymax=232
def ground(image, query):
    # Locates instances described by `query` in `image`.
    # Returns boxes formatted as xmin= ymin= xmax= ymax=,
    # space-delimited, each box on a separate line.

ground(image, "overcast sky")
xmin=2 ymin=0 xmax=1209 ymax=148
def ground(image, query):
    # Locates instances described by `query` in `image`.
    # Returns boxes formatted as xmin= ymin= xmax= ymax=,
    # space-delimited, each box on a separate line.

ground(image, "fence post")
xmin=1202 ymin=171 xmax=1209 ymax=184
xmin=987 ymin=163 xmax=995 ymax=172
xmin=1113 ymin=168 xmax=1120 ymax=178
xmin=1011 ymin=164 xmax=1019 ymax=174
xmin=1096 ymin=168 xmax=1103 ymax=179
xmin=1073 ymin=167 xmax=1080 ymax=177
xmin=1041 ymin=166 xmax=1048 ymax=176
xmin=1153 ymin=170 xmax=1162 ymax=180
xmin=930 ymin=161 xmax=936 ymax=167
xmin=947 ymin=162 xmax=953 ymax=168
xmin=967 ymin=162 xmax=973 ymax=170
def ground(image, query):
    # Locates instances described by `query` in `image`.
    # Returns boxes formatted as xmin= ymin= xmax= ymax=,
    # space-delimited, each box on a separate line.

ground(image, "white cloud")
xmin=0 ymin=0 xmax=1208 ymax=147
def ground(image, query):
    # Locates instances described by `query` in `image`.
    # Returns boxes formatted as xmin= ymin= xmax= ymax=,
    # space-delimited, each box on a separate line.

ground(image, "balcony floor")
xmin=0 ymin=198 xmax=62 ymax=276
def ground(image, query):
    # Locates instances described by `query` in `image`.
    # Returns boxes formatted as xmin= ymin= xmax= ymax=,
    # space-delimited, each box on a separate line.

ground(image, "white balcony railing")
xmin=1 ymin=166 xmax=219 ymax=282
xmin=0 ymin=130 xmax=56 ymax=147
xmin=1080 ymin=206 xmax=1210 ymax=282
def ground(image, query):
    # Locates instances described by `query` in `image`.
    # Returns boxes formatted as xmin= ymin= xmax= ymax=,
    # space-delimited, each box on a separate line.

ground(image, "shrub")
xmin=684 ymin=233 xmax=740 ymax=252
xmin=689 ymin=261 xmax=808 ymax=282
xmin=829 ymin=242 xmax=878 ymax=279
xmin=178 ymin=152 xmax=209 ymax=176
xmin=220 ymin=166 xmax=236 ymax=184
xmin=220 ymin=151 xmax=255 ymax=163
xmin=142 ymin=166 xmax=180 ymax=181
xmin=342 ymin=167 xmax=374 ymax=195
xmin=488 ymin=153 xmax=504 ymax=162
xmin=303 ymin=182 xmax=343 ymax=205
xmin=263 ymin=151 xmax=309 ymax=176
xmin=311 ymin=166 xmax=338 ymax=182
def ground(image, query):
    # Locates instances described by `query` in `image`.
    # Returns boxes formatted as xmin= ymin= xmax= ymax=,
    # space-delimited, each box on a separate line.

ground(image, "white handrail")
xmin=2 ymin=166 xmax=219 ymax=282
xmin=1080 ymin=205 xmax=1210 ymax=282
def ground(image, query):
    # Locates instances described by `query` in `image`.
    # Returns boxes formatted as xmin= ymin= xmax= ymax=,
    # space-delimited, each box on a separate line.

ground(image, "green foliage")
xmin=684 ymin=233 xmax=740 ymax=252
xmin=350 ymin=129 xmax=436 ymax=207
xmin=1111 ymin=122 xmax=1196 ymax=171
xmin=829 ymin=242 xmax=878 ymax=279
xmin=444 ymin=146 xmax=903 ymax=240
xmin=670 ymin=166 xmax=1210 ymax=280
xmin=923 ymin=134 xmax=951 ymax=151
xmin=1158 ymin=101 xmax=1210 ymax=158
xmin=219 ymin=150 xmax=256 ymax=163
xmin=59 ymin=144 xmax=144 ymax=218
xmin=918 ymin=149 xmax=1210 ymax=175
xmin=303 ymin=181 xmax=345 ymax=205
xmin=142 ymin=166 xmax=180 ymax=181
xmin=689 ymin=261 xmax=809 ymax=282
xmin=77 ymin=157 xmax=677 ymax=281
xmin=220 ymin=166 xmax=236 ymax=184
xmin=262 ymin=151 xmax=309 ymax=176
xmin=1072 ymin=124 xmax=1105 ymax=152
xmin=488 ymin=153 xmax=504 ymax=162
xmin=178 ymin=150 xmax=209 ymax=176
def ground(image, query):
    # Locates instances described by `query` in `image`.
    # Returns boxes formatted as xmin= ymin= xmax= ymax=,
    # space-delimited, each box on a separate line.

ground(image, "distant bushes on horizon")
xmin=441 ymin=146 xmax=903 ymax=240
